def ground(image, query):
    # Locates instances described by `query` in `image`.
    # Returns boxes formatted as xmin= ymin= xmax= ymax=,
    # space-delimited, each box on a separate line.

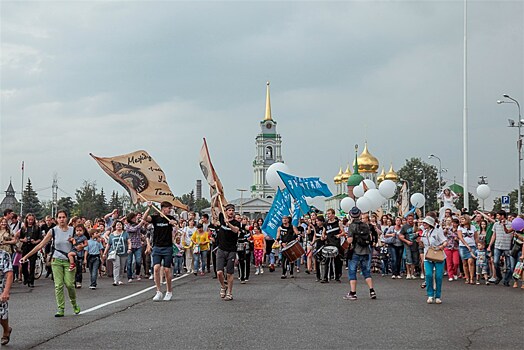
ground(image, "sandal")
xmin=464 ymin=279 xmax=469 ymax=284
xmin=219 ymin=287 xmax=227 ymax=299
xmin=224 ymin=293 xmax=233 ymax=301
xmin=1 ymin=327 xmax=12 ymax=346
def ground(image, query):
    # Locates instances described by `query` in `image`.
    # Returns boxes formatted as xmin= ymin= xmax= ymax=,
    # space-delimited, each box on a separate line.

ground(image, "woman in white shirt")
xmin=420 ymin=216 xmax=447 ymax=304
xmin=457 ymin=215 xmax=478 ymax=285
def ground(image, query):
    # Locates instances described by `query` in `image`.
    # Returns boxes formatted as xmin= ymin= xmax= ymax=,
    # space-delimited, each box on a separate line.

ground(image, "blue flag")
xmin=261 ymin=188 xmax=291 ymax=239
xmin=278 ymin=171 xmax=332 ymax=216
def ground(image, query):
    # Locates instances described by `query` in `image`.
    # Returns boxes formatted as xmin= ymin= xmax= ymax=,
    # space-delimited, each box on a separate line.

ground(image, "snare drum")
xmin=321 ymin=245 xmax=339 ymax=258
xmin=281 ymin=240 xmax=306 ymax=263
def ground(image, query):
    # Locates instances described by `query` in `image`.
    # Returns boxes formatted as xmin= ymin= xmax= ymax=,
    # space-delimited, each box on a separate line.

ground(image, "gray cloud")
xmin=1 ymin=1 xmax=522 ymax=208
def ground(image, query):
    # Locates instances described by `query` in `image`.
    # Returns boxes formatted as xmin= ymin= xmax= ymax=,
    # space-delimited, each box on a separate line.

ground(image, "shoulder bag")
xmin=424 ymin=229 xmax=445 ymax=262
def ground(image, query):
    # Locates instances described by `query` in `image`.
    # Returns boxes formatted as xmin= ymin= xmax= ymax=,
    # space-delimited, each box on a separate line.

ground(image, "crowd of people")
xmin=0 ymin=202 xmax=523 ymax=346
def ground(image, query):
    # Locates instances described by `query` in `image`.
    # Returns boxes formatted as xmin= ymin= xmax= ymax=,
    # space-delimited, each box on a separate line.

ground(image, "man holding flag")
xmin=216 ymin=204 xmax=240 ymax=301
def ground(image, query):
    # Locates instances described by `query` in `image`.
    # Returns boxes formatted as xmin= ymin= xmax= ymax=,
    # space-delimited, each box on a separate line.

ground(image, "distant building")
xmin=0 ymin=181 xmax=19 ymax=214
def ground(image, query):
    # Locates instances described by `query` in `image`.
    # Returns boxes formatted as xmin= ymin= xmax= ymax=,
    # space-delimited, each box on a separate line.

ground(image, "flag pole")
xmin=137 ymin=192 xmax=172 ymax=221
xmin=20 ymin=161 xmax=25 ymax=215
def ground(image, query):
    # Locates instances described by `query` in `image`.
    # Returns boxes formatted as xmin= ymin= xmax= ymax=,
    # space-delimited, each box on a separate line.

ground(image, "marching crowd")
xmin=0 ymin=203 xmax=523 ymax=346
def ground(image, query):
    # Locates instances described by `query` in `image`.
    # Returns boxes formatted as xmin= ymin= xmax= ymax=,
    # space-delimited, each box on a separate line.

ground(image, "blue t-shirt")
xmin=108 ymin=232 xmax=129 ymax=256
xmin=85 ymin=239 xmax=104 ymax=256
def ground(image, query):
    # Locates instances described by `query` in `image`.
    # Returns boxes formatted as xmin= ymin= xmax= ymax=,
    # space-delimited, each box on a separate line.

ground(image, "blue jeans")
xmin=493 ymin=248 xmax=512 ymax=282
xmin=193 ymin=250 xmax=208 ymax=272
xmin=127 ymin=247 xmax=142 ymax=279
xmin=87 ymin=255 xmax=100 ymax=287
xmin=173 ymin=255 xmax=183 ymax=275
xmin=388 ymin=245 xmax=404 ymax=276
xmin=424 ymin=260 xmax=445 ymax=298
xmin=348 ymin=253 xmax=371 ymax=281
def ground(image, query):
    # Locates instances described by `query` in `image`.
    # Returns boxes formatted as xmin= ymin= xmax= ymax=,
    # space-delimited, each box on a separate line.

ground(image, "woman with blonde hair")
xmin=457 ymin=215 xmax=478 ymax=284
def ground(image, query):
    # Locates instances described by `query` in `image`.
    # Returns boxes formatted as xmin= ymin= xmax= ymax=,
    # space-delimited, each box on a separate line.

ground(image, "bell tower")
xmin=252 ymin=82 xmax=283 ymax=199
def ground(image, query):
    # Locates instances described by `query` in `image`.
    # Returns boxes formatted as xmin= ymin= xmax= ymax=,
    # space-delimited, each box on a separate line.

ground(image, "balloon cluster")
xmin=341 ymin=179 xmax=398 ymax=213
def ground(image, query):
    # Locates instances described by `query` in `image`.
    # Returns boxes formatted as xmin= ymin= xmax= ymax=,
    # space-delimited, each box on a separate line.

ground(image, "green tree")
xmin=177 ymin=191 xmax=196 ymax=211
xmin=457 ymin=192 xmax=480 ymax=212
xmin=57 ymin=196 xmax=75 ymax=216
xmin=40 ymin=200 xmax=53 ymax=217
xmin=396 ymin=158 xmax=441 ymax=212
xmin=194 ymin=198 xmax=211 ymax=213
xmin=74 ymin=181 xmax=107 ymax=219
xmin=21 ymin=178 xmax=43 ymax=218
xmin=108 ymin=191 xmax=124 ymax=213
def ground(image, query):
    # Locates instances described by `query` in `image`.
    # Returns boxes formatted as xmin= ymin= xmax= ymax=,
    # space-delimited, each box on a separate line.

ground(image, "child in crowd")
xmin=251 ymin=226 xmax=266 ymax=275
xmin=474 ymin=241 xmax=489 ymax=285
xmin=85 ymin=229 xmax=104 ymax=289
xmin=12 ymin=244 xmax=22 ymax=283
xmin=172 ymin=235 xmax=184 ymax=277
xmin=68 ymin=224 xmax=88 ymax=271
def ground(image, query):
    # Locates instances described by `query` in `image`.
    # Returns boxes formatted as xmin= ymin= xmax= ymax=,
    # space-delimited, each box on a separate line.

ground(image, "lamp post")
xmin=498 ymin=94 xmax=522 ymax=215
xmin=236 ymin=188 xmax=248 ymax=216
xmin=429 ymin=154 xmax=442 ymax=206
xmin=414 ymin=167 xmax=426 ymax=216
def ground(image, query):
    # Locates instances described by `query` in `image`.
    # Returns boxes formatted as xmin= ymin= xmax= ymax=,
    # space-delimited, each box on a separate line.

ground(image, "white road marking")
xmin=80 ymin=274 xmax=189 ymax=314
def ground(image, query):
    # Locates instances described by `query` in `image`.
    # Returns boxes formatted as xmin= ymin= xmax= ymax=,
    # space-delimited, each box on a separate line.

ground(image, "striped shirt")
xmin=492 ymin=222 xmax=512 ymax=250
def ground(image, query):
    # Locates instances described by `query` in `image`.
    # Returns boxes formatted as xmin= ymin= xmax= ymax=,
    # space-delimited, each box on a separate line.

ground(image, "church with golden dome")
xmin=326 ymin=142 xmax=399 ymax=213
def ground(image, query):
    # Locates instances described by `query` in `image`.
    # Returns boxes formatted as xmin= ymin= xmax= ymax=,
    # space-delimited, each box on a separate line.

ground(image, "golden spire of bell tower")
xmin=264 ymin=81 xmax=273 ymax=121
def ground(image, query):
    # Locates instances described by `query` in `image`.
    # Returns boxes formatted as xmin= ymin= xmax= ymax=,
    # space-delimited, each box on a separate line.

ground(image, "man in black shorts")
xmin=144 ymin=201 xmax=178 ymax=302
xmin=216 ymin=204 xmax=240 ymax=301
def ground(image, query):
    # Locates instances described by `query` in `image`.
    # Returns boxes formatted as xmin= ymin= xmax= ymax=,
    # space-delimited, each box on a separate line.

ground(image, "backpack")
xmin=350 ymin=221 xmax=371 ymax=248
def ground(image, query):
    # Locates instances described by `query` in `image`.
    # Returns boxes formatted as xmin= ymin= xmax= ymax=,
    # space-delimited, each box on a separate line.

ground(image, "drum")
xmin=322 ymin=245 xmax=339 ymax=258
xmin=281 ymin=240 xmax=306 ymax=263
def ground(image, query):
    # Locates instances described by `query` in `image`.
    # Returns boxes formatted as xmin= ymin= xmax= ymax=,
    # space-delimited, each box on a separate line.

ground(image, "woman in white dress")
xmin=438 ymin=188 xmax=459 ymax=221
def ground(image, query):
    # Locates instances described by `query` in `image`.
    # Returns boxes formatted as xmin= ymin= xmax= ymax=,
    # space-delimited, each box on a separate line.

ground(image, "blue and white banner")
xmin=278 ymin=171 xmax=333 ymax=199
xmin=261 ymin=188 xmax=291 ymax=239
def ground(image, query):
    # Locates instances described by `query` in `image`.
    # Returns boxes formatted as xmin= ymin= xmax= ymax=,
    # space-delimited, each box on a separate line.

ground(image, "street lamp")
xmin=236 ymin=188 xmax=248 ymax=216
xmin=414 ymin=167 xmax=426 ymax=216
xmin=498 ymin=94 xmax=522 ymax=214
xmin=428 ymin=154 xmax=442 ymax=207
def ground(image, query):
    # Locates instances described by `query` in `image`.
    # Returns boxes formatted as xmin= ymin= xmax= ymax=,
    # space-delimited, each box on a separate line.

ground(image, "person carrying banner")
xmin=276 ymin=216 xmax=299 ymax=279
xmin=143 ymin=201 xmax=178 ymax=302
xmin=216 ymin=204 xmax=241 ymax=301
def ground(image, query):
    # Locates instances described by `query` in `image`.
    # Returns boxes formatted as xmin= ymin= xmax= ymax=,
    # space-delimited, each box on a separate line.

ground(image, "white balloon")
xmin=340 ymin=197 xmax=356 ymax=212
xmin=364 ymin=189 xmax=383 ymax=210
xmin=379 ymin=179 xmax=397 ymax=199
xmin=476 ymin=184 xmax=491 ymax=200
xmin=353 ymin=184 xmax=365 ymax=198
xmin=362 ymin=179 xmax=376 ymax=190
xmin=410 ymin=193 xmax=426 ymax=208
xmin=356 ymin=197 xmax=372 ymax=212
xmin=266 ymin=162 xmax=290 ymax=190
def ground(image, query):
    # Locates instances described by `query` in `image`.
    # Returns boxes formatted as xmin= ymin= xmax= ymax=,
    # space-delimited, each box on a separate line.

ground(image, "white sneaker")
xmin=427 ymin=297 xmax=434 ymax=304
xmin=149 ymin=275 xmax=154 ymax=280
xmin=453 ymin=275 xmax=458 ymax=280
xmin=153 ymin=291 xmax=163 ymax=302
xmin=260 ymin=268 xmax=264 ymax=274
xmin=128 ymin=279 xmax=133 ymax=283
xmin=163 ymin=292 xmax=172 ymax=301
xmin=448 ymin=278 xmax=453 ymax=282
xmin=255 ymin=268 xmax=260 ymax=275
xmin=435 ymin=298 xmax=442 ymax=304
xmin=420 ymin=274 xmax=425 ymax=279
xmin=406 ymin=274 xmax=411 ymax=280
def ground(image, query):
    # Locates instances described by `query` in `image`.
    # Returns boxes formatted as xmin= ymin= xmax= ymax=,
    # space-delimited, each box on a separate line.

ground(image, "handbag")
xmin=425 ymin=247 xmax=445 ymax=262
xmin=107 ymin=250 xmax=116 ymax=261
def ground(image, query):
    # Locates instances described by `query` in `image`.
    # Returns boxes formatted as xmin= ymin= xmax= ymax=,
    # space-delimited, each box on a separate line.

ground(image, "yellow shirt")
xmin=191 ymin=231 xmax=210 ymax=251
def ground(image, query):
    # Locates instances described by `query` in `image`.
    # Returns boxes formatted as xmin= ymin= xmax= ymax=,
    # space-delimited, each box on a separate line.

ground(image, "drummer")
xmin=276 ymin=216 xmax=299 ymax=279
xmin=310 ymin=214 xmax=325 ymax=282
xmin=321 ymin=208 xmax=345 ymax=283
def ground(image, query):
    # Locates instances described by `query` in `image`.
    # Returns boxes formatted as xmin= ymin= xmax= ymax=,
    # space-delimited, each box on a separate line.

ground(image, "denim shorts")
xmin=152 ymin=246 xmax=173 ymax=268
xmin=459 ymin=246 xmax=476 ymax=260
xmin=348 ymin=253 xmax=371 ymax=280
xmin=405 ymin=248 xmax=419 ymax=266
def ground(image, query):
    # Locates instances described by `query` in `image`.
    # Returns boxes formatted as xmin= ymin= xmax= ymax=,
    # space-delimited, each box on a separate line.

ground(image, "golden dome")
xmin=353 ymin=142 xmax=379 ymax=173
xmin=341 ymin=164 xmax=352 ymax=182
xmin=334 ymin=167 xmax=343 ymax=184
xmin=377 ymin=167 xmax=386 ymax=183
xmin=385 ymin=164 xmax=399 ymax=182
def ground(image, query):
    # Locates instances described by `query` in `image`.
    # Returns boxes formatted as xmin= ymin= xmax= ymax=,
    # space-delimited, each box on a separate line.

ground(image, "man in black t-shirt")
xmin=277 ymin=216 xmax=298 ymax=279
xmin=144 ymin=201 xmax=178 ymax=302
xmin=216 ymin=203 xmax=240 ymax=301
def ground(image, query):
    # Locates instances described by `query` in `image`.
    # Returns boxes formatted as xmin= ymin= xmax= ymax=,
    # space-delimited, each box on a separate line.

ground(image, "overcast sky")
xmin=1 ymin=0 xmax=523 ymax=210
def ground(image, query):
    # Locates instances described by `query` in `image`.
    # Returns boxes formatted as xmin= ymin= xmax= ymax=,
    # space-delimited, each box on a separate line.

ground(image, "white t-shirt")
xmin=182 ymin=226 xmax=197 ymax=246
xmin=459 ymin=225 xmax=476 ymax=247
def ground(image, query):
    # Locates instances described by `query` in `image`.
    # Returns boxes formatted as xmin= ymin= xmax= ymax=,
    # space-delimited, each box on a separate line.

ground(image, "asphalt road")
xmin=5 ymin=267 xmax=523 ymax=350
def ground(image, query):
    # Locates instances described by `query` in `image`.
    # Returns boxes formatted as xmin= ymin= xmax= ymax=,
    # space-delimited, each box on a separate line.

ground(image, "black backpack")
xmin=351 ymin=221 xmax=371 ymax=247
